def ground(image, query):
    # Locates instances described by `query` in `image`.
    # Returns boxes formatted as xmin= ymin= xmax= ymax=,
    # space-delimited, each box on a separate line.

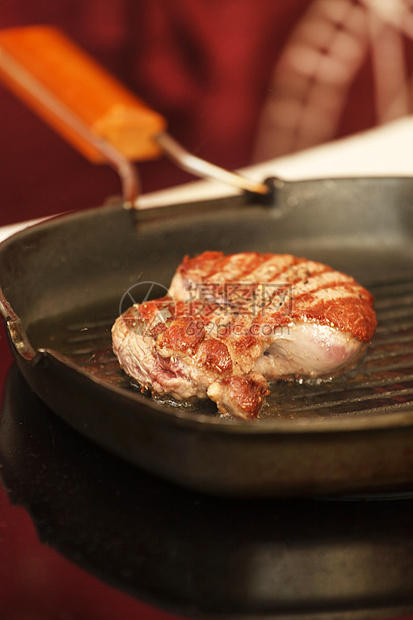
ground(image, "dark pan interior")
xmin=2 ymin=176 xmax=413 ymax=424
xmin=2 ymin=176 xmax=413 ymax=496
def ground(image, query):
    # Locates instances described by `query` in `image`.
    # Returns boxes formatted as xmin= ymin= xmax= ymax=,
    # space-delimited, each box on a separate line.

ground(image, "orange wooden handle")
xmin=0 ymin=25 xmax=166 ymax=162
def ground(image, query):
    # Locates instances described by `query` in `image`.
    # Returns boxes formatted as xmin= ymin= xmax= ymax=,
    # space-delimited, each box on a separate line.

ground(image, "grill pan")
xmin=2 ymin=176 xmax=413 ymax=497
xmin=2 ymin=27 xmax=413 ymax=497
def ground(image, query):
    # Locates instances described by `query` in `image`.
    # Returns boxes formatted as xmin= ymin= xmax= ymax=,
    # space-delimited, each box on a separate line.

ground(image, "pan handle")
xmin=0 ymin=25 xmax=270 ymax=205
xmin=0 ymin=25 xmax=167 ymax=207
xmin=0 ymin=25 xmax=166 ymax=162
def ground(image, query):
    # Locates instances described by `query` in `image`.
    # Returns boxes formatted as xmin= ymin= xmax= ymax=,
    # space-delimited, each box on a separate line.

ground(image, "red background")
xmin=1 ymin=2 xmax=413 ymax=618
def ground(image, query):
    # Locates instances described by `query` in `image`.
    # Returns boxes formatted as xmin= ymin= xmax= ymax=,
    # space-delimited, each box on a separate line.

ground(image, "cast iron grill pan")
xmin=2 ymin=177 xmax=413 ymax=496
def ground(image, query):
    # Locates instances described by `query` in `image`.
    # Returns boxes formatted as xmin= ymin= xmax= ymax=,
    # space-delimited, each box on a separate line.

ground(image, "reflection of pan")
xmin=1 ymin=176 xmax=413 ymax=497
xmin=2 ymin=364 xmax=413 ymax=620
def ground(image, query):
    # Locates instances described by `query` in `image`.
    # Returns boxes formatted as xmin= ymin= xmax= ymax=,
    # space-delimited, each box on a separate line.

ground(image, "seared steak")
xmin=112 ymin=252 xmax=377 ymax=419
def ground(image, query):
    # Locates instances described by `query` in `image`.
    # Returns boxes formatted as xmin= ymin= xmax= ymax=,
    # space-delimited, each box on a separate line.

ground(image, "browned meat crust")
xmin=112 ymin=252 xmax=377 ymax=419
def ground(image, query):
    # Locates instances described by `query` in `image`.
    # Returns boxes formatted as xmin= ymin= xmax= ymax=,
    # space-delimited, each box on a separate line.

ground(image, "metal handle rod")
xmin=155 ymin=133 xmax=269 ymax=196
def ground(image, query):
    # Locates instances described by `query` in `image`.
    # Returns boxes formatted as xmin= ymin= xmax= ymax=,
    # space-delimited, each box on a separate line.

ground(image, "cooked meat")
xmin=207 ymin=372 xmax=270 ymax=420
xmin=112 ymin=252 xmax=377 ymax=419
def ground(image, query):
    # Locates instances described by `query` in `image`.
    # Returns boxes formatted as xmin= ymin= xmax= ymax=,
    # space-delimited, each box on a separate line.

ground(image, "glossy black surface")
xmin=2 ymin=365 xmax=413 ymax=619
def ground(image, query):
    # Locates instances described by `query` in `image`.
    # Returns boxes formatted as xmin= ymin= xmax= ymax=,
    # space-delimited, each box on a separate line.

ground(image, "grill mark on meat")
xmin=113 ymin=252 xmax=377 ymax=419
xmin=179 ymin=255 xmax=337 ymax=297
xmin=185 ymin=252 xmax=241 ymax=280
xmin=175 ymin=256 xmax=376 ymax=343
xmin=232 ymin=253 xmax=273 ymax=279
xmin=248 ymin=254 xmax=298 ymax=282
xmin=141 ymin=282 xmax=375 ymax=344
xmin=178 ymin=252 xmax=295 ymax=285
xmin=206 ymin=252 xmax=268 ymax=281
xmin=290 ymin=272 xmax=364 ymax=298
xmin=173 ymin=277 xmax=374 ymax=342
xmin=267 ymin=260 xmax=329 ymax=284
xmin=295 ymin=286 xmax=357 ymax=306
xmin=293 ymin=286 xmax=368 ymax=310
xmin=219 ymin=254 xmax=297 ymax=283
